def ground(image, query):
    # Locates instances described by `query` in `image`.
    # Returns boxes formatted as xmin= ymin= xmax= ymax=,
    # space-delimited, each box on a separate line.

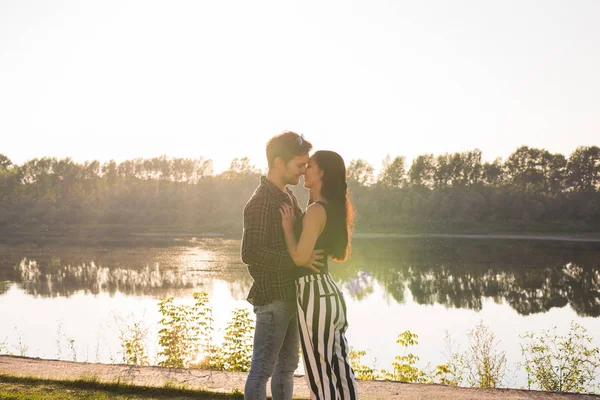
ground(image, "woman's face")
xmin=303 ymin=157 xmax=323 ymax=189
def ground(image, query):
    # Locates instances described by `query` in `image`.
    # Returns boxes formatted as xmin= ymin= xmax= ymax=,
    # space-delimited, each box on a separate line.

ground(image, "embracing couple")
xmin=241 ymin=131 xmax=358 ymax=400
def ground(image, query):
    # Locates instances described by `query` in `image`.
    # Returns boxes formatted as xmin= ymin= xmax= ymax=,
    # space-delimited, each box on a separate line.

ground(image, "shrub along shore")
xmin=1 ymin=292 xmax=599 ymax=394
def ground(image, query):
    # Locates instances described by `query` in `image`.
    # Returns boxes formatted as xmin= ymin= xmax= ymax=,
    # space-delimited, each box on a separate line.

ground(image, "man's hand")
xmin=301 ymin=249 xmax=325 ymax=273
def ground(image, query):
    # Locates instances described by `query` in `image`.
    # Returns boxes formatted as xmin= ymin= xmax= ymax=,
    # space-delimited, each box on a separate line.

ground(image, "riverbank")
xmin=1 ymin=356 xmax=598 ymax=399
xmin=352 ymin=232 xmax=600 ymax=242
xmin=2 ymin=227 xmax=600 ymax=245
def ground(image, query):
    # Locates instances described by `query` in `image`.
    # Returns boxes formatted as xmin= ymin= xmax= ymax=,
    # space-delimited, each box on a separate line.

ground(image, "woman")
xmin=280 ymin=150 xmax=358 ymax=400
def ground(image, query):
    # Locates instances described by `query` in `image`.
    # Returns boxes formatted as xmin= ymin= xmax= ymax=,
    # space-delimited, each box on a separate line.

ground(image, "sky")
xmin=1 ymin=0 xmax=599 ymax=173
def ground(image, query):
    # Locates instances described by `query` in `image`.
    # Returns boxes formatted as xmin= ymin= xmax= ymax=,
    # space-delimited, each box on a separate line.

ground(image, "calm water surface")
xmin=1 ymin=237 xmax=599 ymax=388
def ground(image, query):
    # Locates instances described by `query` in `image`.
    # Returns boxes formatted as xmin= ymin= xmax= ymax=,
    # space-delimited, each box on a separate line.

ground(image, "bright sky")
xmin=1 ymin=0 xmax=599 ymax=173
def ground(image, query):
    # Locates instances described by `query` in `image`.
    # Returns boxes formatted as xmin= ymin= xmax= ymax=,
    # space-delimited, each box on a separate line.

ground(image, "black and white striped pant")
xmin=296 ymin=273 xmax=358 ymax=400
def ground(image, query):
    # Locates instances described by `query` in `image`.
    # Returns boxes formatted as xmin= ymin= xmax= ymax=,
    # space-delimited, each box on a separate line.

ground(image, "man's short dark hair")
xmin=266 ymin=131 xmax=313 ymax=168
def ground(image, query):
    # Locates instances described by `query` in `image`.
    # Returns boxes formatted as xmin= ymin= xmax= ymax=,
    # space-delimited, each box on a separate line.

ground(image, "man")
xmin=242 ymin=131 xmax=323 ymax=400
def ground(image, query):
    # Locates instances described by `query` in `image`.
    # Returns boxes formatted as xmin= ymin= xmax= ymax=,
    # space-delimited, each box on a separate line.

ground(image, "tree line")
xmin=0 ymin=145 xmax=599 ymax=235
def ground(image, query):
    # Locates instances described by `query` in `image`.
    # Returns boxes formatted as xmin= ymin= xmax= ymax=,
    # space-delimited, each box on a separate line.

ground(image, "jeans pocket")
xmin=254 ymin=303 xmax=273 ymax=316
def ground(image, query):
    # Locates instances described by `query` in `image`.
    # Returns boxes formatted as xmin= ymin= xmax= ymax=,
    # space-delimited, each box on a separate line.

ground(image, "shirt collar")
xmin=260 ymin=176 xmax=294 ymax=205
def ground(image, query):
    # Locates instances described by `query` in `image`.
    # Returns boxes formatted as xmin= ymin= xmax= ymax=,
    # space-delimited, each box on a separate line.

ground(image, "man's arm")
xmin=241 ymin=195 xmax=296 ymax=272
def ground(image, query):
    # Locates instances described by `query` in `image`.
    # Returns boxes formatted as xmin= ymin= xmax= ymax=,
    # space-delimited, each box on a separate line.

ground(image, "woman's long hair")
xmin=312 ymin=150 xmax=354 ymax=261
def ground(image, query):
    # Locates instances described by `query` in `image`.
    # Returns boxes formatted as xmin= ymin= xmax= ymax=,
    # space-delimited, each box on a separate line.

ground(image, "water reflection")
xmin=0 ymin=240 xmax=253 ymax=299
xmin=332 ymin=239 xmax=600 ymax=317
xmin=0 ymin=281 xmax=9 ymax=296
xmin=1 ymin=238 xmax=599 ymax=316
xmin=16 ymin=259 xmax=210 ymax=296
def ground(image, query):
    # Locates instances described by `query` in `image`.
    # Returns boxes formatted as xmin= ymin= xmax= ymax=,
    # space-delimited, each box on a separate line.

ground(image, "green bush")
xmin=217 ymin=308 xmax=254 ymax=372
xmin=381 ymin=330 xmax=427 ymax=383
xmin=349 ymin=348 xmax=380 ymax=380
xmin=462 ymin=321 xmax=507 ymax=388
xmin=118 ymin=320 xmax=150 ymax=366
xmin=521 ymin=321 xmax=600 ymax=393
xmin=157 ymin=292 xmax=214 ymax=368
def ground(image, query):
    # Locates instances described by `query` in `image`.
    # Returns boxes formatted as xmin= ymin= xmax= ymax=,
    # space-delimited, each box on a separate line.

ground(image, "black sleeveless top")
xmin=295 ymin=201 xmax=332 ymax=279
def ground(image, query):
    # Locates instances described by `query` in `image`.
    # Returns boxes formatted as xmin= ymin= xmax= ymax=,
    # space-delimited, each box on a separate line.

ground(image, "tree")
xmin=482 ymin=158 xmax=504 ymax=186
xmin=567 ymin=146 xmax=600 ymax=192
xmin=0 ymin=154 xmax=13 ymax=170
xmin=347 ymin=159 xmax=375 ymax=187
xmin=220 ymin=157 xmax=260 ymax=179
xmin=504 ymin=146 xmax=565 ymax=193
xmin=434 ymin=154 xmax=452 ymax=189
xmin=377 ymin=155 xmax=406 ymax=188
xmin=547 ymin=153 xmax=567 ymax=194
xmin=0 ymin=154 xmax=19 ymax=205
xmin=433 ymin=151 xmax=484 ymax=189
xmin=101 ymin=160 xmax=118 ymax=188
xmin=457 ymin=149 xmax=484 ymax=187
xmin=408 ymin=154 xmax=435 ymax=189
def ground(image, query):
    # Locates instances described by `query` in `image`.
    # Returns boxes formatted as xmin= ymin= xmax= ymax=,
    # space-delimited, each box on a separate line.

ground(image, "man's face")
xmin=282 ymin=154 xmax=309 ymax=185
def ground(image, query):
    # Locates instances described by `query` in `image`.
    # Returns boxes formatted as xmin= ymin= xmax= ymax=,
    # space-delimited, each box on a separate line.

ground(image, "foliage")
xmin=432 ymin=332 xmax=463 ymax=386
xmin=5 ymin=289 xmax=600 ymax=395
xmin=461 ymin=321 xmax=507 ymax=388
xmin=1 ymin=146 xmax=600 ymax=235
xmin=567 ymin=146 xmax=600 ymax=192
xmin=0 ymin=154 xmax=13 ymax=170
xmin=219 ymin=157 xmax=260 ymax=180
xmin=348 ymin=348 xmax=381 ymax=380
xmin=348 ymin=324 xmax=507 ymax=388
xmin=376 ymin=330 xmax=463 ymax=385
xmin=157 ymin=292 xmax=214 ymax=368
xmin=521 ymin=321 xmax=600 ymax=393
xmin=347 ymin=159 xmax=375 ymax=187
xmin=408 ymin=154 xmax=436 ymax=189
xmin=358 ymin=325 xmax=506 ymax=387
xmin=116 ymin=318 xmax=150 ymax=366
xmin=216 ymin=308 xmax=254 ymax=372
xmin=381 ymin=330 xmax=427 ymax=383
xmin=14 ymin=328 xmax=28 ymax=357
xmin=68 ymin=338 xmax=77 ymax=362
xmin=430 ymin=362 xmax=460 ymax=386
xmin=117 ymin=295 xmax=253 ymax=372
xmin=377 ymin=155 xmax=406 ymax=188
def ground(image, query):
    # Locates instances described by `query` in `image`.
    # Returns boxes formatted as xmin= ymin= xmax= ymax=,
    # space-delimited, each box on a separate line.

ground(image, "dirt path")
xmin=1 ymin=355 xmax=598 ymax=399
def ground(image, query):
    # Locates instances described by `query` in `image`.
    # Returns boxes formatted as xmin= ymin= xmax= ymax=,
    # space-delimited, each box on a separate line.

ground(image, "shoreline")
xmin=3 ymin=230 xmax=600 ymax=244
xmin=1 ymin=355 xmax=598 ymax=399
xmin=129 ymin=231 xmax=600 ymax=243
xmin=352 ymin=232 xmax=600 ymax=242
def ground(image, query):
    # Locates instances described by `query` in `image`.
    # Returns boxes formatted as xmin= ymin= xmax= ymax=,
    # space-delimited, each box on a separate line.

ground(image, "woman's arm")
xmin=280 ymin=203 xmax=327 ymax=267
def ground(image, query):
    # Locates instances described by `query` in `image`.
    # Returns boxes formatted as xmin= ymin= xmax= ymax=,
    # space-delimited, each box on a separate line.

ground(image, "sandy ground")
xmin=1 ymin=355 xmax=598 ymax=399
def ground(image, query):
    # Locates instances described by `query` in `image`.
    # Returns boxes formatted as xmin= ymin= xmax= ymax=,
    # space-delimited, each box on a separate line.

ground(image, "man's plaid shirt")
xmin=241 ymin=176 xmax=303 ymax=306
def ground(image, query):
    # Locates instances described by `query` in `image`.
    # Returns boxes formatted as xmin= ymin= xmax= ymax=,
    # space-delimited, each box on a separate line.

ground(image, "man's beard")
xmin=285 ymin=175 xmax=300 ymax=185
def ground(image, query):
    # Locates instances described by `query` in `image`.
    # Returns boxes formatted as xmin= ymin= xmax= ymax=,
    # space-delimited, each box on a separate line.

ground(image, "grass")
xmin=0 ymin=374 xmax=244 ymax=400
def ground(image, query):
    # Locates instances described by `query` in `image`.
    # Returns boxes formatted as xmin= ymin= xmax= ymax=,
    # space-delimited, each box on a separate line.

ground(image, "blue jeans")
xmin=244 ymin=300 xmax=300 ymax=400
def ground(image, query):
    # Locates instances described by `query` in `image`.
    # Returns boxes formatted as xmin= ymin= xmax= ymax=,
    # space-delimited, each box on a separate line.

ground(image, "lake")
xmin=1 ymin=236 xmax=599 ymax=389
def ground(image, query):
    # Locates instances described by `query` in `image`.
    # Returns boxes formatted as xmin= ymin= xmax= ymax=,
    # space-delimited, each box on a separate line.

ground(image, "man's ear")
xmin=273 ymin=157 xmax=285 ymax=170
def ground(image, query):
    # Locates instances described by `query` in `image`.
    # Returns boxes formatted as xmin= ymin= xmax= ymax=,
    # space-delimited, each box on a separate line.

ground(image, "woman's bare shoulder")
xmin=304 ymin=202 xmax=327 ymax=221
